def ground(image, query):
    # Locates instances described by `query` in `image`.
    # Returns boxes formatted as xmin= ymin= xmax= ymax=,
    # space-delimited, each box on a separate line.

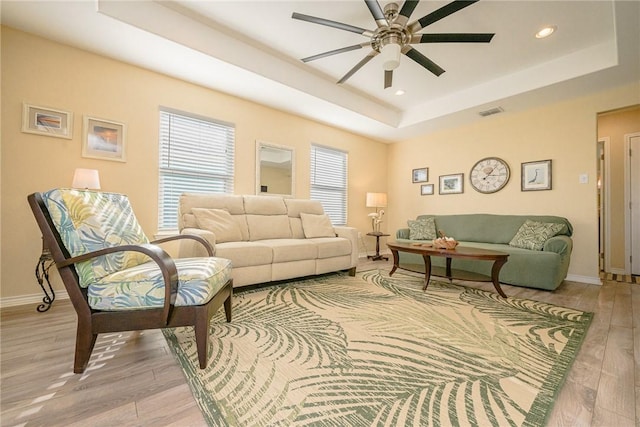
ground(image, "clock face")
xmin=470 ymin=157 xmax=510 ymax=194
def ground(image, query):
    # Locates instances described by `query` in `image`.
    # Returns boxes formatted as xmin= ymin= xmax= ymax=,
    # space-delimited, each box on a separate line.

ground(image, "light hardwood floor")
xmin=1 ymin=258 xmax=638 ymax=426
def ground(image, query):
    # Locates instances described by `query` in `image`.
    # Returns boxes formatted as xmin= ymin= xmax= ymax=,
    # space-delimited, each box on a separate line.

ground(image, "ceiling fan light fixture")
xmin=381 ymin=43 xmax=401 ymax=71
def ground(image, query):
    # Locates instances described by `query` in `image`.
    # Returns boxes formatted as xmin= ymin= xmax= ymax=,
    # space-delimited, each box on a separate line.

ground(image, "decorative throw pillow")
xmin=192 ymin=208 xmax=243 ymax=243
xmin=408 ymin=218 xmax=437 ymax=240
xmin=509 ymin=219 xmax=565 ymax=251
xmin=300 ymin=213 xmax=336 ymax=238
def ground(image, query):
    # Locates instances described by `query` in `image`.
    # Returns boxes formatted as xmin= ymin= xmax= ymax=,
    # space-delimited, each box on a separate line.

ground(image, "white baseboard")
xmin=565 ymin=274 xmax=602 ymax=286
xmin=0 ymin=290 xmax=69 ymax=309
xmin=608 ymin=267 xmax=627 ymax=275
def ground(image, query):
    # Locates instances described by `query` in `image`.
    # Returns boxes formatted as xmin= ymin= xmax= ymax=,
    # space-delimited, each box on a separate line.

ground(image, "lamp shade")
xmin=72 ymin=168 xmax=101 ymax=189
xmin=366 ymin=192 xmax=387 ymax=208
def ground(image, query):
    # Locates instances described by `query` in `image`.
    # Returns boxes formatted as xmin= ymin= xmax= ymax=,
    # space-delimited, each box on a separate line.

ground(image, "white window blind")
xmin=158 ymin=109 xmax=235 ymax=231
xmin=310 ymin=144 xmax=348 ymax=225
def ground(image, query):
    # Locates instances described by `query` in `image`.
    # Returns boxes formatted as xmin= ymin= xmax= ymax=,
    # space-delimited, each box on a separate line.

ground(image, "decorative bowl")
xmin=433 ymin=238 xmax=459 ymax=250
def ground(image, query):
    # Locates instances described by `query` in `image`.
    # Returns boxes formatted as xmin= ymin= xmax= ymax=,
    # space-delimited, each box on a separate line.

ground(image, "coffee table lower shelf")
xmin=397 ymin=263 xmax=496 ymax=283
xmin=387 ymin=242 xmax=509 ymax=298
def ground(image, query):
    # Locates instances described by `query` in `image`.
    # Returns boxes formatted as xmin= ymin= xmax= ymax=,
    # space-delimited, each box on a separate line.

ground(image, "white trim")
xmin=608 ymin=267 xmax=627 ymax=275
xmin=598 ymin=137 xmax=613 ymax=273
xmin=565 ymin=274 xmax=602 ymax=285
xmin=0 ymin=289 xmax=69 ymax=309
xmin=624 ymin=132 xmax=640 ymax=275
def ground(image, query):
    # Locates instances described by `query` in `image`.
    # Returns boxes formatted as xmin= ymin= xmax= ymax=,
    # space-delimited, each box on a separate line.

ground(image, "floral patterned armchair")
xmin=28 ymin=188 xmax=233 ymax=373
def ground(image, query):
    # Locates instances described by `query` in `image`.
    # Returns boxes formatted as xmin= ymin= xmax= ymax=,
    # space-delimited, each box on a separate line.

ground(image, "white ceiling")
xmin=2 ymin=0 xmax=639 ymax=142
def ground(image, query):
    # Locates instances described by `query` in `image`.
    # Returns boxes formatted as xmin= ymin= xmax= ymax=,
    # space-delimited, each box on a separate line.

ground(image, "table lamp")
xmin=366 ymin=192 xmax=387 ymax=232
xmin=72 ymin=168 xmax=101 ymax=189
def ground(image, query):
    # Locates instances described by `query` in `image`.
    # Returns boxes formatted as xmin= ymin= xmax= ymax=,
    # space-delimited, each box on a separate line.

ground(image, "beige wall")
xmin=0 ymin=27 xmax=388 ymax=301
xmin=387 ymin=84 xmax=640 ymax=283
xmin=597 ymin=106 xmax=640 ymax=271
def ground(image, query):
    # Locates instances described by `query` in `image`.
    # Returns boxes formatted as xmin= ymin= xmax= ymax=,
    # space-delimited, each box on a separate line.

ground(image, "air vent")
xmin=478 ymin=107 xmax=504 ymax=117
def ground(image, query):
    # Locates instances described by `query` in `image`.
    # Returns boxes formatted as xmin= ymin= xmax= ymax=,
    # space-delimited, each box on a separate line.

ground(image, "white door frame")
xmin=625 ymin=132 xmax=640 ymax=275
xmin=599 ymin=137 xmax=614 ymax=273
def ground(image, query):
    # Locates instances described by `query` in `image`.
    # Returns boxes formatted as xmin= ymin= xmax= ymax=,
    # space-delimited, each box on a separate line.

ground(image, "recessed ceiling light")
xmin=395 ymin=89 xmax=405 ymax=96
xmin=535 ymin=26 xmax=557 ymax=39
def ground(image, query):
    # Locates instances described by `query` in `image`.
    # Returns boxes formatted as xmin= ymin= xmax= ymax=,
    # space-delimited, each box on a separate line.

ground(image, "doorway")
xmin=597 ymin=105 xmax=640 ymax=278
xmin=627 ymin=133 xmax=640 ymax=275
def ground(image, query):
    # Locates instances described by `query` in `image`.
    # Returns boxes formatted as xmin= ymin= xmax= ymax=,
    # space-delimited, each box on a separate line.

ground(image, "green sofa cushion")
xmin=408 ymin=218 xmax=437 ymax=240
xmin=509 ymin=219 xmax=566 ymax=250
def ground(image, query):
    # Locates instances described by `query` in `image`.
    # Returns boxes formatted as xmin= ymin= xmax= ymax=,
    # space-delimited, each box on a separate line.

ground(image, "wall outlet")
xmin=579 ymin=173 xmax=588 ymax=184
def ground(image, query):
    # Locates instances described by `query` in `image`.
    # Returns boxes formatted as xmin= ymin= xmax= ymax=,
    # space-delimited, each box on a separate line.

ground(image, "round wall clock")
xmin=470 ymin=157 xmax=510 ymax=193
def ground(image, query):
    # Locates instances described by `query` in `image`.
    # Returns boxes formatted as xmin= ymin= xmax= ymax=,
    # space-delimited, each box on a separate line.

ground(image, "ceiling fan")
xmin=292 ymin=0 xmax=495 ymax=89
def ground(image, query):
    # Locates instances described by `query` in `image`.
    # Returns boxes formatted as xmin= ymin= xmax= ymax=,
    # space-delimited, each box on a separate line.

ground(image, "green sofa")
xmin=395 ymin=214 xmax=573 ymax=291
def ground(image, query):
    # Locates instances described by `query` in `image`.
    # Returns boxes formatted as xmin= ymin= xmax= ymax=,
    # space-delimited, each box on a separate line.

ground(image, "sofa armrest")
xmin=334 ymin=226 xmax=359 ymax=268
xmin=179 ymin=228 xmax=216 ymax=258
xmin=543 ymin=235 xmax=572 ymax=255
xmin=396 ymin=228 xmax=410 ymax=239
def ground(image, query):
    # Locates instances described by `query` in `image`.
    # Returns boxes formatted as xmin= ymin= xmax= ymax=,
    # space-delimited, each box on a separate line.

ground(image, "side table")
xmin=35 ymin=239 xmax=56 ymax=312
xmin=366 ymin=231 xmax=389 ymax=261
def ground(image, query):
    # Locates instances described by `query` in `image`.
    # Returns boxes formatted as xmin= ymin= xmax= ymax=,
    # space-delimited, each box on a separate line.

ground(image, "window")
xmin=310 ymin=144 xmax=348 ymax=225
xmin=158 ymin=108 xmax=235 ymax=231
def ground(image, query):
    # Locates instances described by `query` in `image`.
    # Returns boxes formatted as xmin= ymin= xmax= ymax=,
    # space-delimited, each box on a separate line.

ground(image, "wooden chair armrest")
xmin=57 ymin=244 xmax=178 ymax=324
xmin=151 ymin=234 xmax=214 ymax=256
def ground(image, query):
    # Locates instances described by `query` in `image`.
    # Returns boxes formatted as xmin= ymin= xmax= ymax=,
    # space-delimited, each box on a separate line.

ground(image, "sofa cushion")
xmin=290 ymin=218 xmax=305 ymax=239
xmin=311 ymin=237 xmax=352 ymax=259
xmin=509 ymin=219 xmax=565 ymax=251
xmin=192 ymin=208 xmax=243 ymax=243
xmin=244 ymin=195 xmax=287 ymax=215
xmin=300 ymin=213 xmax=335 ymax=238
xmin=246 ymin=214 xmax=293 ymax=240
xmin=261 ymin=239 xmax=318 ymax=262
xmin=284 ymin=199 xmax=325 ymax=217
xmin=179 ymin=193 xmax=245 ymax=227
xmin=215 ymin=241 xmax=273 ymax=267
xmin=408 ymin=218 xmax=437 ymax=240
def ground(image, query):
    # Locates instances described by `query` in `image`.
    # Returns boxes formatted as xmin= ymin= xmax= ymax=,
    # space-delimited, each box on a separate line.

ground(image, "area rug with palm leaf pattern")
xmin=162 ymin=270 xmax=592 ymax=426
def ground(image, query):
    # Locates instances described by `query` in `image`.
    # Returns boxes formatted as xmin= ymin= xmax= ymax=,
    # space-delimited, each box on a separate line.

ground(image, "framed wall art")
xmin=22 ymin=103 xmax=73 ymax=139
xmin=420 ymin=184 xmax=434 ymax=195
xmin=82 ymin=116 xmax=126 ymax=162
xmin=439 ymin=173 xmax=464 ymax=194
xmin=521 ymin=159 xmax=552 ymax=191
xmin=412 ymin=167 xmax=428 ymax=183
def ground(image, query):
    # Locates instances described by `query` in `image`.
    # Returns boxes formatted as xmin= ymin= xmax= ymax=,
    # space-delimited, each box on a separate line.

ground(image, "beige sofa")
xmin=178 ymin=193 xmax=358 ymax=287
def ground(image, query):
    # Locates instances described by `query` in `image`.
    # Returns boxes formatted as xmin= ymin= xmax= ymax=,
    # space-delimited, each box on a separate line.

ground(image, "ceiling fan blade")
xmin=364 ymin=0 xmax=387 ymax=27
xmin=403 ymin=46 xmax=445 ymax=76
xmin=384 ymin=70 xmax=393 ymax=89
xmin=409 ymin=0 xmax=478 ymax=33
xmin=337 ymin=50 xmax=378 ymax=84
xmin=411 ymin=33 xmax=495 ymax=43
xmin=302 ymin=43 xmax=369 ymax=62
xmin=292 ymin=12 xmax=373 ymax=36
xmin=395 ymin=0 xmax=420 ymax=26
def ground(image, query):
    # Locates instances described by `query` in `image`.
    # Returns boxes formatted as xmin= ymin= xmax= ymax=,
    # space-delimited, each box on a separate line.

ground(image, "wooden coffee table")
xmin=386 ymin=241 xmax=509 ymax=297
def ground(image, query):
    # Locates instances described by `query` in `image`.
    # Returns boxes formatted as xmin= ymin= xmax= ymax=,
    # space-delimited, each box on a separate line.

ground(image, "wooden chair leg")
xmin=224 ymin=293 xmax=232 ymax=323
xmin=194 ymin=306 xmax=209 ymax=369
xmin=74 ymin=323 xmax=98 ymax=374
